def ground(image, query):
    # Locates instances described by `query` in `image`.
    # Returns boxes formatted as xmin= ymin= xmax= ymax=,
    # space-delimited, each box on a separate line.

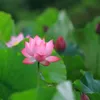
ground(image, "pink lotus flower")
xmin=6 ymin=33 xmax=24 ymax=48
xmin=21 ymin=35 xmax=60 ymax=66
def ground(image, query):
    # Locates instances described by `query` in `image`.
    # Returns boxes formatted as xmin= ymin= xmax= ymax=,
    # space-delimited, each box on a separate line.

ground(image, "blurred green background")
xmin=0 ymin=1 xmax=100 ymax=100
xmin=0 ymin=0 xmax=100 ymax=28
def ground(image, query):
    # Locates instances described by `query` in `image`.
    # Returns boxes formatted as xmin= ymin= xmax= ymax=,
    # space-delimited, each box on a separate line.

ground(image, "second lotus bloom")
xmin=21 ymin=35 xmax=60 ymax=66
xmin=6 ymin=33 xmax=30 ymax=48
xmin=6 ymin=33 xmax=24 ymax=48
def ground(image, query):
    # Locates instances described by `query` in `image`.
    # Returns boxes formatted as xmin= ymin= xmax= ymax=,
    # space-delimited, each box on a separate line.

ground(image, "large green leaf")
xmin=80 ymin=72 xmax=100 ymax=93
xmin=0 ymin=81 xmax=12 ymax=100
xmin=40 ymin=51 xmax=66 ymax=83
xmin=73 ymin=72 xmax=100 ymax=100
xmin=0 ymin=12 xmax=15 ymax=42
xmin=0 ymin=41 xmax=38 ymax=99
xmin=74 ymin=91 xmax=81 ymax=100
xmin=63 ymin=55 xmax=85 ymax=81
xmin=9 ymin=87 xmax=56 ymax=100
xmin=73 ymin=71 xmax=100 ymax=100
xmin=35 ymin=8 xmax=58 ymax=36
xmin=46 ymin=10 xmax=74 ymax=42
xmin=87 ymin=93 xmax=100 ymax=100
xmin=74 ymin=17 xmax=100 ymax=78
xmin=9 ymin=89 xmax=37 ymax=100
xmin=52 ymin=92 xmax=65 ymax=100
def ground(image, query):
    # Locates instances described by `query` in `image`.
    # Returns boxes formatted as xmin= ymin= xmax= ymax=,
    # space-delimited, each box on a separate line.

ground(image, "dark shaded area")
xmin=0 ymin=0 xmax=81 ymax=21
xmin=0 ymin=0 xmax=100 ymax=27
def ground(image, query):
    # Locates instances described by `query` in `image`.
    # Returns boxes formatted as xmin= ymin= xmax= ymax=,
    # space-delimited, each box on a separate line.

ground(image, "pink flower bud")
xmin=43 ymin=26 xmax=49 ymax=32
xmin=54 ymin=36 xmax=66 ymax=52
xmin=81 ymin=93 xmax=89 ymax=100
xmin=96 ymin=23 xmax=100 ymax=34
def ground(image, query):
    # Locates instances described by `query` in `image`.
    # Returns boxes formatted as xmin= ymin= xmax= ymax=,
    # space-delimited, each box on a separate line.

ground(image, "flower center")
xmin=30 ymin=57 xmax=36 ymax=62
xmin=13 ymin=41 xmax=19 ymax=46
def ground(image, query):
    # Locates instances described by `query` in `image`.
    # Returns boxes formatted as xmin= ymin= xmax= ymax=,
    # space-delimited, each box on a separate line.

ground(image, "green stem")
xmin=38 ymin=62 xmax=40 ymax=72
xmin=37 ymin=62 xmax=57 ymax=87
xmin=37 ymin=62 xmax=40 ymax=87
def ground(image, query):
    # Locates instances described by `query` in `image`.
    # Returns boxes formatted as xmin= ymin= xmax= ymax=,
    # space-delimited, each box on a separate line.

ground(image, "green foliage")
xmin=73 ymin=72 xmax=100 ymax=93
xmin=0 ymin=10 xmax=67 ymax=99
xmin=74 ymin=91 xmax=81 ymax=100
xmin=87 ymin=93 xmax=100 ymax=100
xmin=80 ymin=72 xmax=100 ymax=93
xmin=41 ymin=52 xmax=66 ymax=83
xmin=0 ymin=8 xmax=100 ymax=100
xmin=74 ymin=16 xmax=100 ymax=79
xmin=35 ymin=8 xmax=58 ymax=37
xmin=63 ymin=55 xmax=85 ymax=81
xmin=0 ymin=12 xmax=15 ymax=42
xmin=0 ymin=41 xmax=66 ymax=99
xmin=0 ymin=46 xmax=37 ymax=99
xmin=46 ymin=10 xmax=74 ymax=42
xmin=9 ymin=87 xmax=56 ymax=100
